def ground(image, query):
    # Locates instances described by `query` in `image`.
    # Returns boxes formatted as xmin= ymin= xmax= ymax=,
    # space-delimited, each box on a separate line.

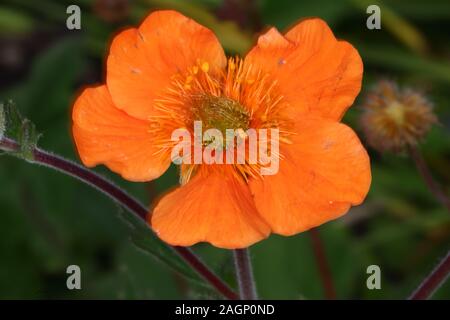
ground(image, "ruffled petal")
xmin=151 ymin=166 xmax=270 ymax=249
xmin=72 ymin=85 xmax=171 ymax=181
xmin=249 ymin=117 xmax=371 ymax=235
xmin=244 ymin=18 xmax=363 ymax=121
xmin=106 ymin=10 xmax=227 ymax=120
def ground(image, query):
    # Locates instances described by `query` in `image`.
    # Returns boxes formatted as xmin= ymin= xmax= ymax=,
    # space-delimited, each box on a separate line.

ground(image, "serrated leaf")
xmin=3 ymin=100 xmax=21 ymax=139
xmin=18 ymin=119 xmax=40 ymax=161
xmin=0 ymin=100 xmax=41 ymax=161
xmin=117 ymin=209 xmax=206 ymax=287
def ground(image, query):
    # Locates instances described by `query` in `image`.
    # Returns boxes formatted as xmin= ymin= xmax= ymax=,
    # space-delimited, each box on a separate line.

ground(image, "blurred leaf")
xmin=2 ymin=37 xmax=85 ymax=152
xmin=24 ymin=38 xmax=84 ymax=122
xmin=118 ymin=209 xmax=204 ymax=286
xmin=252 ymin=223 xmax=366 ymax=299
xmin=0 ymin=6 xmax=34 ymax=33
xmin=359 ymin=44 xmax=450 ymax=85
xmin=260 ymin=0 xmax=353 ymax=29
xmin=3 ymin=0 xmax=67 ymax=24
xmin=351 ymin=0 xmax=428 ymax=54
xmin=0 ymin=100 xmax=41 ymax=161
xmin=137 ymin=0 xmax=253 ymax=54
xmin=388 ymin=0 xmax=450 ymax=20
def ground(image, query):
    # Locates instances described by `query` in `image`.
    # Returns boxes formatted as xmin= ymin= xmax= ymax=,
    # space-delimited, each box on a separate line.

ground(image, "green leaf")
xmin=350 ymin=0 xmax=428 ymax=54
xmin=388 ymin=0 xmax=450 ymax=20
xmin=17 ymin=118 xmax=40 ymax=161
xmin=260 ymin=0 xmax=353 ymax=30
xmin=0 ymin=6 xmax=34 ymax=33
xmin=359 ymin=44 xmax=450 ymax=85
xmin=2 ymin=100 xmax=21 ymax=139
xmin=252 ymin=223 xmax=367 ymax=299
xmin=23 ymin=38 xmax=85 ymax=124
xmin=0 ymin=100 xmax=41 ymax=161
xmin=117 ymin=209 xmax=205 ymax=287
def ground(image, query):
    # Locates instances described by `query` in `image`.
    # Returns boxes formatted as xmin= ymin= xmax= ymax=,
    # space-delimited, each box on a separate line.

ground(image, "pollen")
xmin=201 ymin=62 xmax=209 ymax=73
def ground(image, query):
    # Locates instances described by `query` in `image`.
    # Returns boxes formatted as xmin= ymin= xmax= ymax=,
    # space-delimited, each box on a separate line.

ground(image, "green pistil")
xmin=192 ymin=95 xmax=250 ymax=138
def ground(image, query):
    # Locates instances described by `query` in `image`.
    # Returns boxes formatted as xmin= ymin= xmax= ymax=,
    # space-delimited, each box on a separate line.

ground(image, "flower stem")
xmin=233 ymin=248 xmax=258 ymax=300
xmin=409 ymin=250 xmax=450 ymax=299
xmin=309 ymin=228 xmax=336 ymax=299
xmin=408 ymin=146 xmax=450 ymax=214
xmin=0 ymin=137 xmax=238 ymax=300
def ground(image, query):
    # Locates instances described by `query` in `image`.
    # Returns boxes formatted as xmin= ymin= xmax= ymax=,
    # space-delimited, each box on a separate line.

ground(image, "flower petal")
xmin=249 ymin=117 xmax=371 ymax=235
xmin=244 ymin=18 xmax=363 ymax=121
xmin=72 ymin=85 xmax=171 ymax=182
xmin=151 ymin=166 xmax=270 ymax=249
xmin=106 ymin=10 xmax=227 ymax=120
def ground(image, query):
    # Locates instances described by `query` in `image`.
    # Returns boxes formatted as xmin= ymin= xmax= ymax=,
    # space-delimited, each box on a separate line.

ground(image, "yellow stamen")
xmin=201 ymin=62 xmax=209 ymax=73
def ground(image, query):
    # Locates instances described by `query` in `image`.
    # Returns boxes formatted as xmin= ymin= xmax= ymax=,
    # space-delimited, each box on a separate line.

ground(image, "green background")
xmin=0 ymin=0 xmax=449 ymax=299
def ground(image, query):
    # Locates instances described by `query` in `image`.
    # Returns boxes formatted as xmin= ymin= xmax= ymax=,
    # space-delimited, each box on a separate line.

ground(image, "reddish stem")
xmin=409 ymin=250 xmax=450 ymax=300
xmin=233 ymin=248 xmax=258 ymax=300
xmin=0 ymin=137 xmax=238 ymax=300
xmin=409 ymin=146 xmax=450 ymax=214
xmin=309 ymin=228 xmax=337 ymax=299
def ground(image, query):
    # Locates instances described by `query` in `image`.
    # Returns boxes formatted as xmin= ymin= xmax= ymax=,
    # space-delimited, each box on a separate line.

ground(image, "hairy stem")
xmin=409 ymin=146 xmax=450 ymax=214
xmin=409 ymin=250 xmax=450 ymax=299
xmin=309 ymin=228 xmax=336 ymax=299
xmin=0 ymin=137 xmax=238 ymax=300
xmin=233 ymin=248 xmax=258 ymax=300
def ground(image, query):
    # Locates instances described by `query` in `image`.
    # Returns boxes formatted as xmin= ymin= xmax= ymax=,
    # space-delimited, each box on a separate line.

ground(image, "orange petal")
xmin=72 ymin=85 xmax=171 ymax=182
xmin=249 ymin=117 xmax=371 ymax=235
xmin=151 ymin=166 xmax=270 ymax=249
xmin=244 ymin=18 xmax=363 ymax=121
xmin=106 ymin=10 xmax=227 ymax=120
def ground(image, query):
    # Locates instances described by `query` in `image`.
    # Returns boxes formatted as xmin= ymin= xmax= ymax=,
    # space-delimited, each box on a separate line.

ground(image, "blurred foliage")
xmin=0 ymin=0 xmax=449 ymax=299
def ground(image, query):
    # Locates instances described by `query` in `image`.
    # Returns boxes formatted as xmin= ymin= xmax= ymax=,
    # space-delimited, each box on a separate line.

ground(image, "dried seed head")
xmin=359 ymin=80 xmax=437 ymax=153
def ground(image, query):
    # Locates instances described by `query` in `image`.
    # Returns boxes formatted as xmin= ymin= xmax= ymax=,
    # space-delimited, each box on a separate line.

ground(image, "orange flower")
xmin=72 ymin=10 xmax=371 ymax=249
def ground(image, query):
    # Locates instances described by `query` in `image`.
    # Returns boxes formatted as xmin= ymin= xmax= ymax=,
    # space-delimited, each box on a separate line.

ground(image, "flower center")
xmin=192 ymin=95 xmax=250 ymax=137
xmin=385 ymin=101 xmax=405 ymax=126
